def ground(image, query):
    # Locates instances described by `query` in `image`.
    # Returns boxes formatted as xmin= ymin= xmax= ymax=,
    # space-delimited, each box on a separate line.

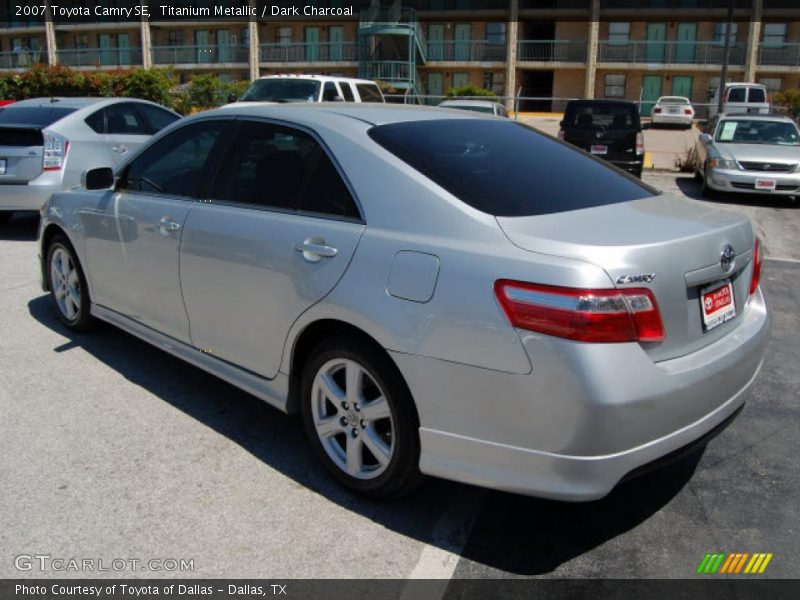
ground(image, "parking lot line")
xmin=765 ymin=256 xmax=800 ymax=264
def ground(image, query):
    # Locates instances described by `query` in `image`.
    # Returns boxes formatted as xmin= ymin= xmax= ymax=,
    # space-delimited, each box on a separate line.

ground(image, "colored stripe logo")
xmin=697 ymin=552 xmax=773 ymax=574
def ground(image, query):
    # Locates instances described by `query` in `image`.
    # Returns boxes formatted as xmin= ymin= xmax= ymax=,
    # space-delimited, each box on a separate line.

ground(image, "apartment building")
xmin=1 ymin=0 xmax=798 ymax=115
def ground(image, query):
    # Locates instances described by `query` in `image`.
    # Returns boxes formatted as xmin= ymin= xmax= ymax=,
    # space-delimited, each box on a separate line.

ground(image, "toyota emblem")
xmin=720 ymin=244 xmax=736 ymax=273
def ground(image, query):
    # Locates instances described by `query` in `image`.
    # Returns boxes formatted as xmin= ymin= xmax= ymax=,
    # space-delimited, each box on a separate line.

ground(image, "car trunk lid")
xmin=496 ymin=194 xmax=755 ymax=362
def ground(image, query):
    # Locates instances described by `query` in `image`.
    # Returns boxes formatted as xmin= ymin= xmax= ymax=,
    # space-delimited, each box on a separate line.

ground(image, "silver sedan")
xmin=38 ymin=104 xmax=769 ymax=500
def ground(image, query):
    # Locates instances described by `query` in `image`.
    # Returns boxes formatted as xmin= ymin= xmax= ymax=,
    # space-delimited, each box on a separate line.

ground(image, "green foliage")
xmin=117 ymin=68 xmax=177 ymax=108
xmin=446 ymin=84 xmax=496 ymax=99
xmin=773 ymin=89 xmax=800 ymax=119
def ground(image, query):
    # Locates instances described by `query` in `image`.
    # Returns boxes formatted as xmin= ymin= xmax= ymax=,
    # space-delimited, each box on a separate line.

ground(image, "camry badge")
xmin=720 ymin=244 xmax=736 ymax=273
xmin=616 ymin=273 xmax=656 ymax=284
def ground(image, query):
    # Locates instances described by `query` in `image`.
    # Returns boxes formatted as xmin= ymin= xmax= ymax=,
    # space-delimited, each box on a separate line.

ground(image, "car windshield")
xmin=659 ymin=97 xmax=689 ymax=105
xmin=442 ymin=104 xmax=495 ymax=114
xmin=239 ymin=79 xmax=321 ymax=103
xmin=369 ymin=120 xmax=657 ymax=217
xmin=0 ymin=106 xmax=76 ymax=127
xmin=564 ymin=103 xmax=639 ymax=129
xmin=715 ymin=120 xmax=800 ymax=146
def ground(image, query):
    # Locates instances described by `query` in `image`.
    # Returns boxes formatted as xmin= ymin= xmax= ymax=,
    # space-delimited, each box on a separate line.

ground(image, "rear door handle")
xmin=112 ymin=144 xmax=128 ymax=154
xmin=158 ymin=216 xmax=181 ymax=236
xmin=295 ymin=238 xmax=338 ymax=262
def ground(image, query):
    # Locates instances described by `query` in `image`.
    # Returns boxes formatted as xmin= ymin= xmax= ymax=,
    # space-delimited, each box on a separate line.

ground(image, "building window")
xmin=608 ymin=23 xmax=630 ymax=44
xmin=762 ymin=23 xmax=787 ymax=47
xmin=485 ymin=23 xmax=506 ymax=45
xmin=604 ymin=74 xmax=626 ymax=98
xmin=240 ymin=28 xmax=249 ymax=48
xmin=484 ymin=71 xmax=504 ymax=95
xmin=713 ymin=23 xmax=738 ymax=45
xmin=758 ymin=78 xmax=782 ymax=94
xmin=277 ymin=27 xmax=292 ymax=46
xmin=167 ymin=31 xmax=184 ymax=46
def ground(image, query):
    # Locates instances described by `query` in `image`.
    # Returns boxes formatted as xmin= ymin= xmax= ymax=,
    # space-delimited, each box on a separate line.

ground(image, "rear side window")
xmin=564 ymin=103 xmax=638 ymax=129
xmin=138 ymin=104 xmax=180 ymax=132
xmin=727 ymin=87 xmax=746 ymax=102
xmin=369 ymin=120 xmax=657 ymax=217
xmin=340 ymin=83 xmax=355 ymax=102
xmin=105 ymin=103 xmax=147 ymax=135
xmin=322 ymin=81 xmax=341 ymax=102
xmin=85 ymin=109 xmax=105 ymax=133
xmin=748 ymin=88 xmax=766 ymax=103
xmin=0 ymin=106 xmax=75 ymax=127
xmin=356 ymin=84 xmax=384 ymax=103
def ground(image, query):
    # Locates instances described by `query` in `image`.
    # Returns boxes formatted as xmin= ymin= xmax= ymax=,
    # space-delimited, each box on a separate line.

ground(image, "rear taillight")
xmin=654 ymin=108 xmax=662 ymax=114
xmin=636 ymin=131 xmax=645 ymax=156
xmin=749 ymin=238 xmax=762 ymax=296
xmin=494 ymin=280 xmax=665 ymax=343
xmin=557 ymin=129 xmax=564 ymax=140
xmin=43 ymin=131 xmax=69 ymax=171
xmin=684 ymin=108 xmax=692 ymax=115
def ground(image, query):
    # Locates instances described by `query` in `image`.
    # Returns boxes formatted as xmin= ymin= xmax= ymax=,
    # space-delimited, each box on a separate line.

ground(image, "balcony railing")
xmin=426 ymin=40 xmax=506 ymax=62
xmin=151 ymin=45 xmax=248 ymax=65
xmin=758 ymin=44 xmax=800 ymax=66
xmin=519 ymin=0 xmax=591 ymax=8
xmin=0 ymin=49 xmax=45 ymax=69
xmin=403 ymin=0 xmax=509 ymax=9
xmin=57 ymin=47 xmax=143 ymax=68
xmin=260 ymin=42 xmax=358 ymax=63
xmin=359 ymin=6 xmax=417 ymax=29
xmin=601 ymin=0 xmax=751 ymax=8
xmin=518 ymin=40 xmax=587 ymax=62
xmin=359 ymin=61 xmax=412 ymax=83
xmin=598 ymin=40 xmax=746 ymax=64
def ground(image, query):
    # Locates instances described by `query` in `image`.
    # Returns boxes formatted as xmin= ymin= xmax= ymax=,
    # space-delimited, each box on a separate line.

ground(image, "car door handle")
xmin=157 ymin=216 xmax=181 ymax=235
xmin=111 ymin=144 xmax=128 ymax=154
xmin=295 ymin=238 xmax=338 ymax=262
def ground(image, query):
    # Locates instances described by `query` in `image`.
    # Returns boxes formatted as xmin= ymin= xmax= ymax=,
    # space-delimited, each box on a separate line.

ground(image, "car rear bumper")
xmin=0 ymin=181 xmax=60 ymax=211
xmin=652 ymin=113 xmax=693 ymax=125
xmin=706 ymin=168 xmax=800 ymax=195
xmin=609 ymin=159 xmax=644 ymax=176
xmin=393 ymin=287 xmax=769 ymax=501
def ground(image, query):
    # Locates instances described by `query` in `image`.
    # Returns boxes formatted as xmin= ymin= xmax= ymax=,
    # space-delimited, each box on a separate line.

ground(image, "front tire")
xmin=701 ymin=167 xmax=718 ymax=199
xmin=300 ymin=336 xmax=422 ymax=499
xmin=46 ymin=235 xmax=94 ymax=331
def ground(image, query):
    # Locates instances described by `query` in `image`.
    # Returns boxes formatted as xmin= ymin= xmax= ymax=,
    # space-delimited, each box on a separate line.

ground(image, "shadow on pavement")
xmin=675 ymin=176 xmax=799 ymax=209
xmin=28 ymin=293 xmax=698 ymax=576
xmin=0 ymin=212 xmax=39 ymax=241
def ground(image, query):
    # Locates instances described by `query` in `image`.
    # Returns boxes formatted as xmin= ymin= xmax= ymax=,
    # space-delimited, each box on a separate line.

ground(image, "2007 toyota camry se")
xmin=38 ymin=104 xmax=769 ymax=500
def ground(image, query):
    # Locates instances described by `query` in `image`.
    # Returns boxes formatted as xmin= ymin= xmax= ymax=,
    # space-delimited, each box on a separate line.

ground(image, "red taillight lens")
xmin=636 ymin=131 xmax=645 ymax=156
xmin=43 ymin=131 xmax=69 ymax=171
xmin=749 ymin=238 xmax=762 ymax=296
xmin=557 ymin=129 xmax=565 ymax=140
xmin=684 ymin=108 xmax=692 ymax=115
xmin=654 ymin=108 xmax=662 ymax=114
xmin=494 ymin=280 xmax=665 ymax=343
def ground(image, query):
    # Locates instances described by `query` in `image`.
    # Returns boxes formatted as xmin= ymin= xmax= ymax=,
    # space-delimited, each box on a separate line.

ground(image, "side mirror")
xmin=698 ymin=133 xmax=713 ymax=145
xmin=227 ymin=92 xmax=238 ymax=103
xmin=82 ymin=167 xmax=115 ymax=191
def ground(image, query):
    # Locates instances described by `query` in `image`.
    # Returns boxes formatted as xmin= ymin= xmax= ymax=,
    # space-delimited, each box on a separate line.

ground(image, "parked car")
xmin=39 ymin=104 xmax=768 ymax=500
xmin=708 ymin=83 xmax=770 ymax=119
xmin=233 ymin=75 xmax=385 ymax=104
xmin=651 ymin=96 xmax=695 ymax=128
xmin=438 ymin=99 xmax=508 ymax=117
xmin=559 ymin=100 xmax=647 ymax=178
xmin=0 ymin=97 xmax=180 ymax=225
xmin=695 ymin=114 xmax=800 ymax=198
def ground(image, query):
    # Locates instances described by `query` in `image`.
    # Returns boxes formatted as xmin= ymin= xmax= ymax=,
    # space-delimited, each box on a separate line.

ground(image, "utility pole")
xmin=717 ymin=0 xmax=736 ymax=115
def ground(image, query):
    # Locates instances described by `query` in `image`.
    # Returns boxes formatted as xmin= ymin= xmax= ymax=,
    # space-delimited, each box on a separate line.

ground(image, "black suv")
xmin=559 ymin=100 xmax=648 ymax=178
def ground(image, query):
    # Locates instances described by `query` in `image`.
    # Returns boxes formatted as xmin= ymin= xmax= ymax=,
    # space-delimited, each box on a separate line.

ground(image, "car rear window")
xmin=0 ymin=106 xmax=76 ymax=127
xmin=659 ymin=97 xmax=689 ymax=105
xmin=564 ymin=103 xmax=639 ymax=129
xmin=368 ymin=120 xmax=657 ymax=217
xmin=748 ymin=88 xmax=766 ymax=103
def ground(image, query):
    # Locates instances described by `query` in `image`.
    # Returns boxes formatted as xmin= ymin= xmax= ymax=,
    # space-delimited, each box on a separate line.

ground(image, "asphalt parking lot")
xmin=0 ymin=176 xmax=798 ymax=582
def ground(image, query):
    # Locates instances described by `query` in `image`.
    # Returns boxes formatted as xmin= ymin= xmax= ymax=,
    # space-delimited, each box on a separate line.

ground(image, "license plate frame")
xmin=590 ymin=144 xmax=608 ymax=155
xmin=700 ymin=279 xmax=736 ymax=333
xmin=755 ymin=179 xmax=776 ymax=191
xmin=0 ymin=159 xmax=6 ymax=176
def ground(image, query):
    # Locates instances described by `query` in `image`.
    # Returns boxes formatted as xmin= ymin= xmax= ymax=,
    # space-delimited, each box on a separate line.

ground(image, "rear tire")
xmin=46 ymin=235 xmax=95 ymax=332
xmin=0 ymin=212 xmax=11 ymax=225
xmin=300 ymin=336 xmax=423 ymax=499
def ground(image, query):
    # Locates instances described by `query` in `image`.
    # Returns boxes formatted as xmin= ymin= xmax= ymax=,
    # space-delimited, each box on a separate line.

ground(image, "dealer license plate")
xmin=756 ymin=179 xmax=776 ymax=191
xmin=590 ymin=144 xmax=608 ymax=155
xmin=701 ymin=279 xmax=736 ymax=332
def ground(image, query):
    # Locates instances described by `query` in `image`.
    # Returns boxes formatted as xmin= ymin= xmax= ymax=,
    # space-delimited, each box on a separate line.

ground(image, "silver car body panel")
xmin=40 ymin=104 xmax=770 ymax=500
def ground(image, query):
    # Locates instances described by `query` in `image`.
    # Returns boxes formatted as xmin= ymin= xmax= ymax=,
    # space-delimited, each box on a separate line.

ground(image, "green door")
xmin=428 ymin=72 xmax=443 ymax=104
xmin=98 ymin=34 xmax=113 ymax=66
xmin=641 ymin=75 xmax=662 ymax=116
xmin=672 ymin=75 xmax=693 ymax=99
xmin=195 ymin=30 xmax=211 ymax=63
xmin=452 ymin=72 xmax=470 ymax=90
xmin=675 ymin=23 xmax=697 ymax=64
xmin=645 ymin=23 xmax=666 ymax=63
xmin=329 ymin=26 xmax=344 ymax=61
xmin=305 ymin=27 xmax=320 ymax=62
xmin=117 ymin=33 xmax=131 ymax=65
xmin=217 ymin=30 xmax=231 ymax=62
xmin=428 ymin=24 xmax=444 ymax=61
xmin=454 ymin=23 xmax=472 ymax=61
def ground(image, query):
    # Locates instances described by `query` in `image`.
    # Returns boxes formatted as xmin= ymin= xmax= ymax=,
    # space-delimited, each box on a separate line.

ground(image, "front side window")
xmin=211 ymin=121 xmax=359 ymax=219
xmin=369 ymin=120 xmax=656 ymax=217
xmin=104 ymin=103 xmax=147 ymax=135
xmin=121 ymin=121 xmax=227 ymax=197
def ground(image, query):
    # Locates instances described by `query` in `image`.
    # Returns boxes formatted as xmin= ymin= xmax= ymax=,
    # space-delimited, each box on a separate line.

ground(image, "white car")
xmin=651 ymin=96 xmax=695 ymax=128
xmin=708 ymin=83 xmax=770 ymax=119
xmin=234 ymin=75 xmax=385 ymax=104
xmin=438 ymin=99 xmax=508 ymax=117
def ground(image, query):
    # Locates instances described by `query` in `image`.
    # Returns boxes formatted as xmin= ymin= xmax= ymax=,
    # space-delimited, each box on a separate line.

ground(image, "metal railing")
xmin=360 ymin=61 xmax=412 ymax=83
xmin=598 ymin=40 xmax=746 ymax=65
xmin=57 ymin=47 xmax=143 ymax=68
xmin=518 ymin=40 xmax=587 ymax=62
xmin=260 ymin=42 xmax=358 ymax=63
xmin=758 ymin=44 xmax=800 ymax=66
xmin=403 ymin=0 xmax=510 ymax=9
xmin=151 ymin=45 xmax=248 ymax=65
xmin=359 ymin=6 xmax=417 ymax=29
xmin=426 ymin=40 xmax=506 ymax=62
xmin=519 ymin=0 xmax=591 ymax=8
xmin=0 ymin=49 xmax=44 ymax=69
xmin=601 ymin=0 xmax=751 ymax=8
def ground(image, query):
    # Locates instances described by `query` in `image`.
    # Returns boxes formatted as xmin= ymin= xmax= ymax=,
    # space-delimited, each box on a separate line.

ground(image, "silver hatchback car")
xmin=38 ymin=104 xmax=769 ymax=500
xmin=0 ymin=97 xmax=180 ymax=225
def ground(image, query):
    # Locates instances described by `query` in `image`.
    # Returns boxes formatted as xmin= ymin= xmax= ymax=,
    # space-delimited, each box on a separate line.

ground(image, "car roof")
xmin=717 ymin=113 xmax=794 ymax=123
xmin=196 ymin=103 xmax=489 ymax=128
xmin=566 ymin=99 xmax=637 ymax=107
xmin=439 ymin=99 xmax=500 ymax=107
xmin=258 ymin=74 xmax=379 ymax=85
xmin=12 ymin=97 xmax=119 ymax=109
